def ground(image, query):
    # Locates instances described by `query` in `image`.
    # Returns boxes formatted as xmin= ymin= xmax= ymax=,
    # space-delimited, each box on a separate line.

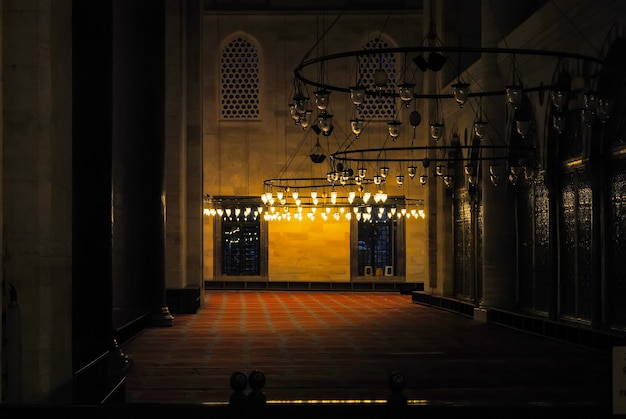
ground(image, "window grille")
xmin=357 ymin=208 xmax=396 ymax=275
xmin=358 ymin=37 xmax=397 ymax=119
xmin=220 ymin=36 xmax=260 ymax=119
xmin=222 ymin=220 xmax=261 ymax=275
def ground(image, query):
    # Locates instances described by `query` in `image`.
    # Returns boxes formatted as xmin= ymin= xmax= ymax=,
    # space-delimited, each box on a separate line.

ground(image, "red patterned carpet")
xmin=122 ymin=291 xmax=611 ymax=408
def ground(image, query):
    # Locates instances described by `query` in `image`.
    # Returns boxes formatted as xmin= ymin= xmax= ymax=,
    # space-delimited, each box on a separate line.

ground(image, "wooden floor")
xmin=121 ymin=290 xmax=612 ymax=413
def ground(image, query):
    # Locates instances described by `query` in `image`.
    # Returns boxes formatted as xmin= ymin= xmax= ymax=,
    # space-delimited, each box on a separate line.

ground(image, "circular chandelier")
xmin=256 ymin=6 xmax=609 ymax=223
xmin=284 ymin=43 xmax=606 ymax=194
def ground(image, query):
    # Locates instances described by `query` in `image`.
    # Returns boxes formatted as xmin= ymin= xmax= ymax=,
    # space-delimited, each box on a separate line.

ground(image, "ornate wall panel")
xmin=533 ymin=176 xmax=551 ymax=313
xmin=559 ymin=172 xmax=577 ymax=317
xmin=454 ymin=193 xmax=473 ymax=300
xmin=517 ymin=181 xmax=534 ymax=308
xmin=517 ymin=174 xmax=551 ymax=314
xmin=517 ymin=183 xmax=534 ymax=309
xmin=608 ymin=159 xmax=626 ymax=327
xmin=576 ymin=169 xmax=593 ymax=320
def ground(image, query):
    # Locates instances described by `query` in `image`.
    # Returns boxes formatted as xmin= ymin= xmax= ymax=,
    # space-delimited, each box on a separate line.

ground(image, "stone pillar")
xmin=112 ymin=0 xmax=173 ymax=327
xmin=163 ymin=0 xmax=204 ymax=314
xmin=3 ymin=0 xmax=73 ymax=401
xmin=478 ymin=0 xmax=519 ymax=309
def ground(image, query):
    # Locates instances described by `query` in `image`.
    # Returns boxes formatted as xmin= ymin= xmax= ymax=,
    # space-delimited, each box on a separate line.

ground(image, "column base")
xmin=474 ymin=307 xmax=489 ymax=323
xmin=150 ymin=307 xmax=174 ymax=327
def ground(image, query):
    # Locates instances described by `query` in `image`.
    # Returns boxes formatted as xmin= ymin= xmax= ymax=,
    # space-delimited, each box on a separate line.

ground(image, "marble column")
xmin=478 ymin=0 xmax=520 ymax=309
xmin=112 ymin=0 xmax=173 ymax=327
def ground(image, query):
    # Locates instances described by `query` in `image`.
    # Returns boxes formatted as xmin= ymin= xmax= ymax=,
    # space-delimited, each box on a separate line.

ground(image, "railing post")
xmin=387 ymin=371 xmax=408 ymax=417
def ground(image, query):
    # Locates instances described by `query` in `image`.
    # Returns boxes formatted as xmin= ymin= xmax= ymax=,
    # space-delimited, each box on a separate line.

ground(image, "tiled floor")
xmin=121 ymin=291 xmax=612 ymax=410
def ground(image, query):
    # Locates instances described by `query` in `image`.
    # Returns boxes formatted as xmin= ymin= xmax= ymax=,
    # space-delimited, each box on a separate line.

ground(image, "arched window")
xmin=220 ymin=36 xmax=260 ymax=119
xmin=358 ymin=37 xmax=397 ymax=119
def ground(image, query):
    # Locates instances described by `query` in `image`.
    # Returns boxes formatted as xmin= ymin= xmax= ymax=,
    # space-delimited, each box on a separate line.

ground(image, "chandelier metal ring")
xmin=294 ymin=46 xmax=604 ymax=98
xmin=331 ymin=144 xmax=536 ymax=163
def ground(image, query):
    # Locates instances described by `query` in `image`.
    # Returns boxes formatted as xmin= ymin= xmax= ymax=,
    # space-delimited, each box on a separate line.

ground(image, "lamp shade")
xmin=387 ymin=120 xmax=402 ymax=139
xmin=350 ymin=118 xmax=363 ymax=137
xmin=350 ymin=85 xmax=366 ymax=106
xmin=452 ymin=82 xmax=470 ymax=107
xmin=505 ymin=85 xmax=523 ymax=107
xmin=314 ymin=89 xmax=331 ymax=111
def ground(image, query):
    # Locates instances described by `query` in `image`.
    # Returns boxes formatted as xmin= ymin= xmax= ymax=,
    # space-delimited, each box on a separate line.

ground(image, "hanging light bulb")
xmin=430 ymin=123 xmax=444 ymax=141
xmin=350 ymin=84 xmax=366 ymax=107
xmin=289 ymin=103 xmax=300 ymax=124
xmin=387 ymin=120 xmax=402 ymax=140
xmin=396 ymin=174 xmax=404 ymax=186
xmin=330 ymin=189 xmax=337 ymax=204
xmin=379 ymin=166 xmax=389 ymax=178
xmin=452 ymin=82 xmax=470 ymax=107
xmin=293 ymin=92 xmax=309 ymax=114
xmin=407 ymin=166 xmax=417 ymax=178
xmin=506 ymin=84 xmax=523 ymax=108
xmin=317 ymin=113 xmax=333 ymax=134
xmin=473 ymin=119 xmax=487 ymax=139
xmin=398 ymin=82 xmax=415 ymax=107
xmin=299 ymin=109 xmax=313 ymax=129
xmin=350 ymin=118 xmax=363 ymax=138
xmin=314 ymin=89 xmax=331 ymax=111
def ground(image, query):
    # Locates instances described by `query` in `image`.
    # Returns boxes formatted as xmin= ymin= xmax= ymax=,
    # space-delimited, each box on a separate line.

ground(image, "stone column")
xmin=163 ymin=0 xmax=204 ymax=314
xmin=112 ymin=0 xmax=173 ymax=327
xmin=478 ymin=0 xmax=519 ymax=309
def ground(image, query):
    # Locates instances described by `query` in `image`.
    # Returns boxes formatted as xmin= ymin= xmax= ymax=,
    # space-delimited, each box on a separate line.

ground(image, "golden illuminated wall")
xmin=268 ymin=218 xmax=351 ymax=282
xmin=202 ymin=11 xmax=427 ymax=283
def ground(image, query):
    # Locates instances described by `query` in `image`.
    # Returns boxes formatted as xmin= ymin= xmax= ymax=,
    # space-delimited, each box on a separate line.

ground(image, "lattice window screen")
xmin=358 ymin=37 xmax=397 ymax=119
xmin=220 ymin=36 xmax=260 ymax=119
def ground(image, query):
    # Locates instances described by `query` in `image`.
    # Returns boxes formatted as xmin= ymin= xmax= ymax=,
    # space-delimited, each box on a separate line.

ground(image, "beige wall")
xmin=202 ymin=11 xmax=428 ymax=283
xmin=269 ymin=217 xmax=350 ymax=282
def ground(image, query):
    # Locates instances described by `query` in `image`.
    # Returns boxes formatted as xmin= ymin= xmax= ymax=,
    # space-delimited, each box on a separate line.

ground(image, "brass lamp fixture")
xmin=291 ymin=45 xmax=605 ymax=195
xmin=252 ymin=5 xmax=610 ymax=224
